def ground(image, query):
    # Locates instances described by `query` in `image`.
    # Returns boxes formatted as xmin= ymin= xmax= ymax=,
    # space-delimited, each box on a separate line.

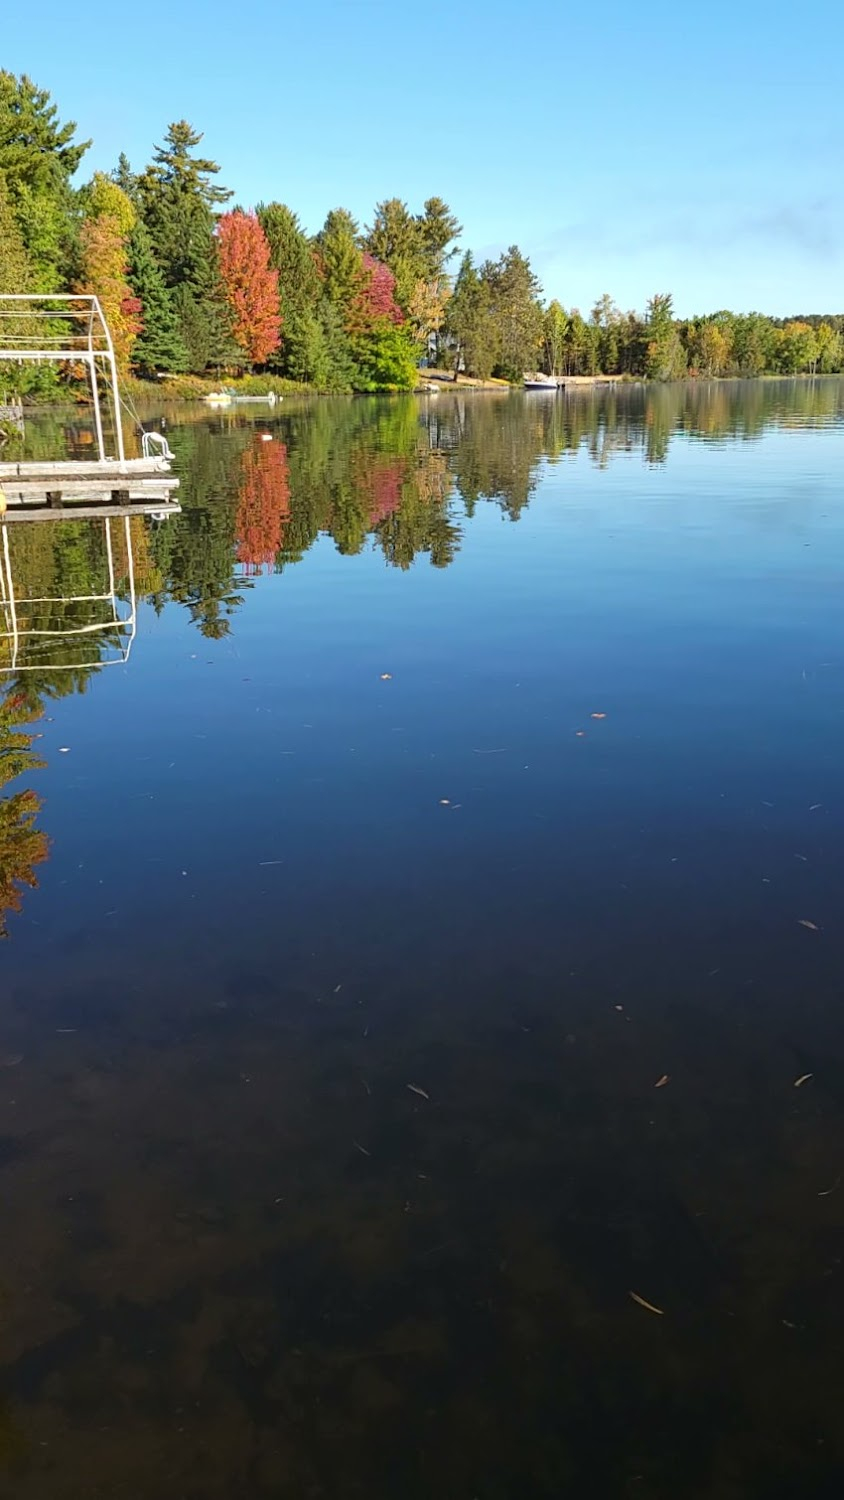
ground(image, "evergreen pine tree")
xmin=172 ymin=242 xmax=239 ymax=373
xmin=138 ymin=121 xmax=234 ymax=372
xmin=127 ymin=217 xmax=188 ymax=374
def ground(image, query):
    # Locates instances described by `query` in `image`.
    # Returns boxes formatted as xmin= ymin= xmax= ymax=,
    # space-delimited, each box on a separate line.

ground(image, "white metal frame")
xmin=0 ymin=294 xmax=125 ymax=464
xmin=0 ymin=514 xmax=136 ymax=673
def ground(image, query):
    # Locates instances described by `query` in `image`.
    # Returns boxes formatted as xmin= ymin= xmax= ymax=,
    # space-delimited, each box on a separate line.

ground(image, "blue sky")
xmin=7 ymin=0 xmax=843 ymax=316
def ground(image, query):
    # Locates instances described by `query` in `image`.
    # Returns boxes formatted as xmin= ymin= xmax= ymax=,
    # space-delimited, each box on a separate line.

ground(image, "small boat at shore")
xmin=523 ymin=374 xmax=559 ymax=391
xmin=202 ymin=390 xmax=279 ymax=407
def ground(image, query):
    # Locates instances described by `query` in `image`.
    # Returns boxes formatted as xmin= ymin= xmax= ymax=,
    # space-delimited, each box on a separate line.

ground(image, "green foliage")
xmin=140 ymin=121 xmax=232 ymax=213
xmin=0 ymin=170 xmax=33 ymax=296
xmin=0 ymin=72 xmax=88 ymax=197
xmin=317 ymin=207 xmax=364 ymax=308
xmin=644 ymin=293 xmax=687 ymax=381
xmin=282 ymin=304 xmax=333 ymax=387
xmin=364 ymin=196 xmax=461 ymax=310
xmin=0 ymin=73 xmax=87 ymax=290
xmin=350 ymin=318 xmax=418 ymax=391
xmin=446 ymin=252 xmax=498 ymax=379
xmin=128 ymin=217 xmax=189 ymax=374
xmin=256 ymin=201 xmax=321 ymax=375
xmin=81 ymin=171 xmax=136 ymax=235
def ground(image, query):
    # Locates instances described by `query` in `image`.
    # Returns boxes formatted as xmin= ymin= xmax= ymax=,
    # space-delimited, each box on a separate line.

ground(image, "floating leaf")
xmin=407 ymin=1084 xmax=430 ymax=1100
xmin=591 ymin=712 xmax=607 ymax=720
xmin=798 ymin=919 xmax=820 ymax=931
xmin=654 ymin=1074 xmax=670 ymax=1089
xmin=793 ymin=1073 xmax=813 ymax=1088
xmin=379 ymin=673 xmax=392 ymax=681
xmin=630 ymin=1290 xmax=664 ymax=1315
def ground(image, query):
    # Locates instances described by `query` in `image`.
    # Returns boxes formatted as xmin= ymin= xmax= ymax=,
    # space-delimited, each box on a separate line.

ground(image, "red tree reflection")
xmin=236 ymin=441 xmax=291 ymax=575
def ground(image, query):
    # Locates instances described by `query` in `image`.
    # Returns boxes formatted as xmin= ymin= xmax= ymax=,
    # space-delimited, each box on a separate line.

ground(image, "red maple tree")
xmin=347 ymin=253 xmax=404 ymax=334
xmin=216 ymin=211 xmax=282 ymax=365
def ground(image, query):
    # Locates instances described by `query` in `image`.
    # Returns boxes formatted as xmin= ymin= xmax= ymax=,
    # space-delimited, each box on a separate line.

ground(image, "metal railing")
xmin=0 ymin=295 xmax=126 ymax=464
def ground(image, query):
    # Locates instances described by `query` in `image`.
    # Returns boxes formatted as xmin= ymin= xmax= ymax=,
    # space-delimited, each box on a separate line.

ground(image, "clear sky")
xmin=6 ymin=0 xmax=843 ymax=316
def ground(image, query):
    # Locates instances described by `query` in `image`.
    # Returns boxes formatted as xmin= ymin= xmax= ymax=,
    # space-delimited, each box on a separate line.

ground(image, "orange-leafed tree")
xmin=236 ymin=440 xmax=290 ymax=573
xmin=0 ymin=689 xmax=49 ymax=939
xmin=76 ymin=173 xmax=142 ymax=376
xmin=216 ymin=211 xmax=281 ymax=366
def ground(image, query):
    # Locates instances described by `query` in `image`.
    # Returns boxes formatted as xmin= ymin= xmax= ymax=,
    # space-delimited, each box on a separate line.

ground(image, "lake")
xmin=2 ymin=379 xmax=844 ymax=1497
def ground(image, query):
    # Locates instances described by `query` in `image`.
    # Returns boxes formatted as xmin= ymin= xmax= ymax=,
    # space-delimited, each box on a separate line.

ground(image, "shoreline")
xmin=6 ymin=370 xmax=842 ymax=413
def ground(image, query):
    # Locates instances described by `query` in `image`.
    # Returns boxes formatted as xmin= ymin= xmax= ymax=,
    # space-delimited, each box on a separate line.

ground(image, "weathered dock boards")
xmin=2 ymin=500 xmax=181 ymax=523
xmin=0 ymin=458 xmax=179 ymax=512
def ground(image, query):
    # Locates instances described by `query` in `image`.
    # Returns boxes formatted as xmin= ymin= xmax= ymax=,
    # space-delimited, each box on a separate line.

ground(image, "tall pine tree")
xmin=127 ymin=217 xmax=188 ymax=374
xmin=139 ymin=121 xmax=235 ymax=371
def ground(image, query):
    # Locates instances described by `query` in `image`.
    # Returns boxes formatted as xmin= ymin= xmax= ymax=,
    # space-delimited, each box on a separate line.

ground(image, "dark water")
xmin=3 ymin=380 xmax=844 ymax=1497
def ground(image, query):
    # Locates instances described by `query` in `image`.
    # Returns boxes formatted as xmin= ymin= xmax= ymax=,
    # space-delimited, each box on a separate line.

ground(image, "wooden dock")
xmin=0 ymin=457 xmax=180 ymax=516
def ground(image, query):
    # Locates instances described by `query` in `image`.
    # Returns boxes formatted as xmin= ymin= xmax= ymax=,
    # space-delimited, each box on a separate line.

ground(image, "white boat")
xmin=203 ymin=389 xmax=279 ymax=407
xmin=523 ymin=374 xmax=559 ymax=391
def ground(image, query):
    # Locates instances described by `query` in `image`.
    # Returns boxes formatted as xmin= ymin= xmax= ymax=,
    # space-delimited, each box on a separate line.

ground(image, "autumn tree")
xmin=364 ymin=196 xmax=460 ymax=353
xmin=688 ymin=315 xmax=733 ymax=377
xmin=76 ymin=172 xmax=141 ymax=375
xmin=776 ymin=320 xmax=819 ymax=374
xmin=407 ymin=275 xmax=451 ymax=348
xmin=0 ymin=688 xmax=48 ymax=940
xmin=216 ymin=210 xmax=281 ymax=366
xmin=349 ymin=254 xmax=403 ymax=332
xmin=363 ymin=198 xmax=420 ymax=307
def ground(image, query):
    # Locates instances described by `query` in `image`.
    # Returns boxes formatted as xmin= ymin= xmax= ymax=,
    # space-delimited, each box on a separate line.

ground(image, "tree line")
xmin=1 ymin=71 xmax=843 ymax=394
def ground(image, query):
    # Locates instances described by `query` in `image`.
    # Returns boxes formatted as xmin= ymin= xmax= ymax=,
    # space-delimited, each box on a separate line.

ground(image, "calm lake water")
xmin=2 ymin=380 xmax=844 ymax=1497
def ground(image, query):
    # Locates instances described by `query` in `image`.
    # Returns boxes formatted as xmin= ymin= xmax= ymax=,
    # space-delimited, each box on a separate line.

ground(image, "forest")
xmin=1 ymin=70 xmax=843 ymax=396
